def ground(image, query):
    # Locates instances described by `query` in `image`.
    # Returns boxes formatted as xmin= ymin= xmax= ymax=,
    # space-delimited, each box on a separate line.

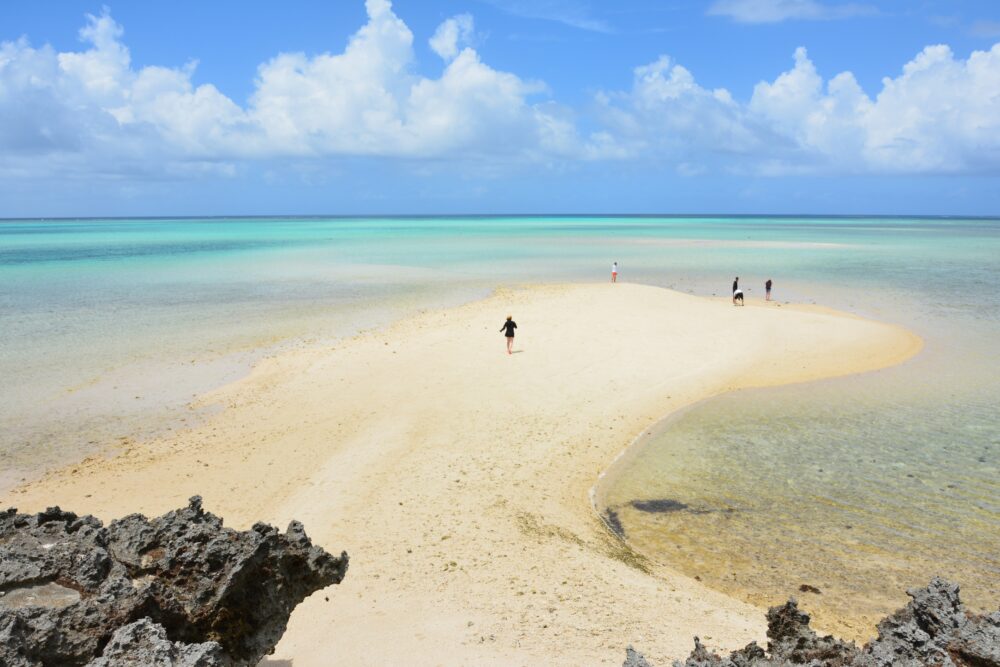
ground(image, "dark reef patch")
xmin=631 ymin=499 xmax=689 ymax=513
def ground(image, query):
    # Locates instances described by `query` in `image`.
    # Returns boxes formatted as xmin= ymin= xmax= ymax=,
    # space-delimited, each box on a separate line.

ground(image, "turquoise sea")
xmin=2 ymin=216 xmax=998 ymax=632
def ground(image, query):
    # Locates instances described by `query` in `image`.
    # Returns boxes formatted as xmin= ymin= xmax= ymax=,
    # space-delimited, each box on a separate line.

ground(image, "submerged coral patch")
xmin=630 ymin=499 xmax=689 ymax=513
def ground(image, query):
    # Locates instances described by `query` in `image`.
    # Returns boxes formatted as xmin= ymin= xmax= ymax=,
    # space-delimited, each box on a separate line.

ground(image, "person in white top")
xmin=611 ymin=261 xmax=618 ymax=283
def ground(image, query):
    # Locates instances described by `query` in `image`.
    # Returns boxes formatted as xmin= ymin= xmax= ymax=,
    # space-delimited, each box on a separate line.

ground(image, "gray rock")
xmin=624 ymin=578 xmax=1000 ymax=666
xmin=865 ymin=578 xmax=1000 ymax=667
xmin=87 ymin=618 xmax=227 ymax=666
xmin=623 ymin=644 xmax=653 ymax=667
xmin=759 ymin=597 xmax=857 ymax=664
xmin=0 ymin=497 xmax=348 ymax=666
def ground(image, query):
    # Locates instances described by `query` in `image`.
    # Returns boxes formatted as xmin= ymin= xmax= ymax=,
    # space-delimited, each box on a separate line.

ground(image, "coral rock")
xmin=0 ymin=497 xmax=348 ymax=666
xmin=626 ymin=578 xmax=999 ymax=666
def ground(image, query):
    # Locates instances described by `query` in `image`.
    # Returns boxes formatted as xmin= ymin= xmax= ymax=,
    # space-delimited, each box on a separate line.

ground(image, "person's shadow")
xmin=258 ymin=660 xmax=293 ymax=666
xmin=511 ymin=350 xmax=524 ymax=354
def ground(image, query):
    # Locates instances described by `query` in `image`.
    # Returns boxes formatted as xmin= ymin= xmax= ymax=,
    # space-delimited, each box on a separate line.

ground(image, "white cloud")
xmin=864 ymin=44 xmax=1000 ymax=171
xmin=0 ymin=8 xmax=247 ymax=178
xmin=429 ymin=14 xmax=474 ymax=60
xmin=591 ymin=43 xmax=1000 ymax=174
xmin=748 ymin=46 xmax=871 ymax=166
xmin=590 ymin=56 xmax=776 ymax=168
xmin=57 ymin=11 xmax=131 ymax=102
xmin=0 ymin=0 xmax=571 ymax=176
xmin=244 ymin=1 xmax=562 ymax=159
xmin=1 ymin=1 xmax=1000 ymax=183
xmin=707 ymin=0 xmax=876 ymax=23
xmin=746 ymin=44 xmax=1000 ymax=172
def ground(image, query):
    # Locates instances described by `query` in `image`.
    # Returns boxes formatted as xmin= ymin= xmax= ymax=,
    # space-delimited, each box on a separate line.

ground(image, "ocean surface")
xmin=2 ymin=216 xmax=998 ymax=634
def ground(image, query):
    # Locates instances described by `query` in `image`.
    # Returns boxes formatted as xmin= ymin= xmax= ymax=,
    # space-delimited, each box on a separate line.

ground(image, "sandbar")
xmin=2 ymin=283 xmax=922 ymax=666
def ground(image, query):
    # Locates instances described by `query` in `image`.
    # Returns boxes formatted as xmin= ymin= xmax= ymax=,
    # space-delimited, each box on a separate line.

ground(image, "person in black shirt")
xmin=732 ymin=277 xmax=739 ymax=304
xmin=501 ymin=315 xmax=517 ymax=355
xmin=765 ymin=278 xmax=772 ymax=301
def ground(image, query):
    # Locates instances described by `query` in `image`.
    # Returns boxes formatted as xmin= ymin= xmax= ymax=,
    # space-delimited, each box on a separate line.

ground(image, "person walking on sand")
xmin=765 ymin=278 xmax=773 ymax=301
xmin=732 ymin=276 xmax=739 ymax=304
xmin=501 ymin=315 xmax=517 ymax=355
xmin=611 ymin=262 xmax=619 ymax=283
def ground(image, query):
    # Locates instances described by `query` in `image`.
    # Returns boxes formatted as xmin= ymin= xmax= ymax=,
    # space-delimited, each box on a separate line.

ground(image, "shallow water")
xmin=598 ymin=371 xmax=1000 ymax=637
xmin=2 ymin=216 xmax=999 ymax=636
xmin=592 ymin=217 xmax=1000 ymax=637
xmin=0 ymin=214 xmax=891 ymax=478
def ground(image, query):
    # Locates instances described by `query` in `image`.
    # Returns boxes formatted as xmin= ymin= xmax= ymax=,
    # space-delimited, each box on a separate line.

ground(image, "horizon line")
xmin=2 ymin=212 xmax=999 ymax=222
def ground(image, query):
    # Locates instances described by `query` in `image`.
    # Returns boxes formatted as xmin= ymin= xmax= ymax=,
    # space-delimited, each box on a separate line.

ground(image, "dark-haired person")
xmin=732 ymin=276 xmax=739 ymax=304
xmin=765 ymin=278 xmax=773 ymax=301
xmin=501 ymin=315 xmax=517 ymax=355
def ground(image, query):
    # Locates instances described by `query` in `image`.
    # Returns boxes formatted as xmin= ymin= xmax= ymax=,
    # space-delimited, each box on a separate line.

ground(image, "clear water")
xmin=1 ymin=216 xmax=998 ymax=636
xmin=585 ymin=217 xmax=1000 ymax=637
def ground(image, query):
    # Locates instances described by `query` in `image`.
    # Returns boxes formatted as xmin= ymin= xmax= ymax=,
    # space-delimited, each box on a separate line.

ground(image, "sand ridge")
xmin=4 ymin=283 xmax=922 ymax=666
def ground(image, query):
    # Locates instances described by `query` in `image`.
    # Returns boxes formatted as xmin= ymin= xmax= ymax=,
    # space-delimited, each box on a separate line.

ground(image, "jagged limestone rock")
xmin=0 ymin=497 xmax=348 ymax=666
xmin=626 ymin=578 xmax=999 ymax=666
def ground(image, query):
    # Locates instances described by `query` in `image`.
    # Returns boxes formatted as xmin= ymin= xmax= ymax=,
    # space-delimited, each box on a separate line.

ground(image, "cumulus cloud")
xmin=864 ymin=44 xmax=1000 ymax=171
xmin=746 ymin=44 xmax=1000 ymax=172
xmin=590 ymin=55 xmax=775 ymax=170
xmin=0 ymin=0 xmax=570 ymax=178
xmin=0 ymin=8 xmax=247 ymax=180
xmin=429 ymin=14 xmax=474 ymax=60
xmin=1 ymin=0 xmax=1000 ymax=182
xmin=592 ymin=43 xmax=1000 ymax=174
xmin=707 ymin=0 xmax=876 ymax=23
xmin=245 ymin=0 xmax=570 ymax=159
xmin=747 ymin=46 xmax=871 ymax=167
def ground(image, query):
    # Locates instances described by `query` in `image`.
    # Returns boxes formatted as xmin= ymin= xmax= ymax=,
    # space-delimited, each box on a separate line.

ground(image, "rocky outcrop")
xmin=0 ymin=497 xmax=348 ymax=666
xmin=623 ymin=578 xmax=999 ymax=666
xmin=866 ymin=578 xmax=1000 ymax=667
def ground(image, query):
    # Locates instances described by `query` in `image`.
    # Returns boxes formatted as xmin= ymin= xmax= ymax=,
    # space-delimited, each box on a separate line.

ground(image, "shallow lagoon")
xmin=2 ymin=215 xmax=998 ymax=634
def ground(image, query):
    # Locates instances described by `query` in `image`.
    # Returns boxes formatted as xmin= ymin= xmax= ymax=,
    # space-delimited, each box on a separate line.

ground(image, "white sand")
xmin=4 ymin=284 xmax=921 ymax=666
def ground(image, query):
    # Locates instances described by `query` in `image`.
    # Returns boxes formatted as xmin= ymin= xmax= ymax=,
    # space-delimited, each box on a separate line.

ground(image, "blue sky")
xmin=1 ymin=0 xmax=999 ymax=216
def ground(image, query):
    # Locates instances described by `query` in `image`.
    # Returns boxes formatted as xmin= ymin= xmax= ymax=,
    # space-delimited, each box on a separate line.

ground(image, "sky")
xmin=1 ymin=0 xmax=999 ymax=217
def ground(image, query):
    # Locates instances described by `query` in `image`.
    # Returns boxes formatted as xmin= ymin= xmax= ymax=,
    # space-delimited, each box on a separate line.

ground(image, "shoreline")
xmin=589 ymin=296 xmax=922 ymax=510
xmin=587 ymin=304 xmax=923 ymax=634
xmin=2 ymin=283 xmax=922 ymax=665
xmin=0 ymin=282 xmax=497 ymax=497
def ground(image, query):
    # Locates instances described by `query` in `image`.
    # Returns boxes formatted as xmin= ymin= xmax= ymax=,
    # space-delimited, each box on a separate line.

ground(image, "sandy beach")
xmin=2 ymin=283 xmax=922 ymax=666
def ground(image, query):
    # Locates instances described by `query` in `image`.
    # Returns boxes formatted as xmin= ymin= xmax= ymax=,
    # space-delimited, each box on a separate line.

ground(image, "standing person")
xmin=732 ymin=276 xmax=739 ymax=304
xmin=611 ymin=261 xmax=619 ymax=283
xmin=765 ymin=278 xmax=773 ymax=301
xmin=501 ymin=315 xmax=517 ymax=355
